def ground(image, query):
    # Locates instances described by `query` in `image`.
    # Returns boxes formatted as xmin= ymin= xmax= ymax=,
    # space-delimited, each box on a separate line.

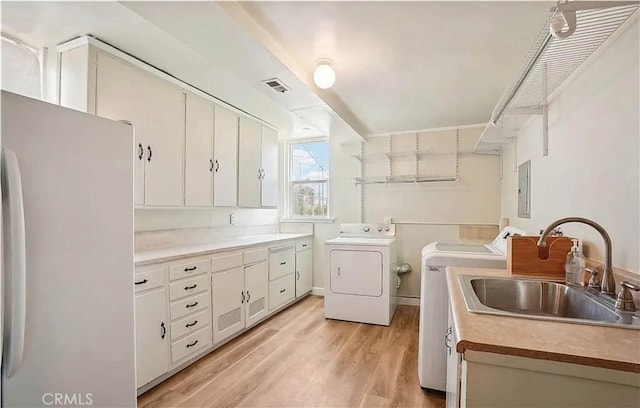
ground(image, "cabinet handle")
xmin=184 ymin=284 xmax=198 ymax=290
xmin=160 ymin=322 xmax=166 ymax=339
xmin=257 ymin=169 xmax=262 ymax=180
xmin=280 ymin=261 xmax=287 ymax=266
xmin=279 ymin=288 xmax=286 ymax=293
xmin=241 ymin=291 xmax=245 ymax=304
xmin=302 ymin=244 xmax=307 ymax=247
xmin=215 ymin=159 xmax=220 ymax=172
xmin=296 ymin=271 xmax=300 ymax=280
xmin=445 ymin=326 xmax=452 ymax=356
xmin=147 ymin=145 xmax=152 ymax=162
xmin=137 ymin=143 xmax=144 ymax=160
xmin=186 ymin=301 xmax=198 ymax=308
xmin=185 ymin=320 xmax=198 ymax=328
xmin=337 ymin=267 xmax=341 ymax=276
xmin=134 ymin=278 xmax=148 ymax=285
xmin=186 ymin=340 xmax=199 ymax=348
xmin=246 ymin=290 xmax=251 ymax=303
xmin=184 ymin=266 xmax=197 ymax=272
xmin=209 ymin=159 xmax=214 ymax=172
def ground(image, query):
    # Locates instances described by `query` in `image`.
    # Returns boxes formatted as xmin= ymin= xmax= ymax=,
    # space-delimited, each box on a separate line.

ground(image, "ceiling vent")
xmin=262 ymin=78 xmax=290 ymax=94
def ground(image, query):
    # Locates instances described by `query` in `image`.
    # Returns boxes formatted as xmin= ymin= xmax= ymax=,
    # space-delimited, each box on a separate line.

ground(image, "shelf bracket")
xmin=504 ymin=106 xmax=543 ymax=116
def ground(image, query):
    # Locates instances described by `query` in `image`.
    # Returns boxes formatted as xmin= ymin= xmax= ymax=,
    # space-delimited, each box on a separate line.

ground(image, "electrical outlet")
xmin=229 ymin=213 xmax=235 ymax=225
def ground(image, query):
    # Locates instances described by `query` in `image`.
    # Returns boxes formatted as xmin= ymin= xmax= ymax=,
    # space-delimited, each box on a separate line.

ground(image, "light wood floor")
xmin=138 ymin=296 xmax=445 ymax=408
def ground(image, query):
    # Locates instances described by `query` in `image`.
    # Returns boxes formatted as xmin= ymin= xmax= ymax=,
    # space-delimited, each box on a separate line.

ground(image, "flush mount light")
xmin=313 ymin=59 xmax=335 ymax=89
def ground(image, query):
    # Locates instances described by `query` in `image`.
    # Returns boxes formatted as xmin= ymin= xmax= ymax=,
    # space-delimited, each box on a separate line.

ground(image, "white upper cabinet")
xmin=185 ymin=93 xmax=214 ymax=207
xmin=238 ymin=117 xmax=262 ymax=208
xmin=144 ymin=76 xmax=185 ymax=207
xmin=95 ymin=52 xmax=147 ymax=205
xmin=261 ymin=126 xmax=278 ymax=207
xmin=213 ymin=107 xmax=239 ymax=207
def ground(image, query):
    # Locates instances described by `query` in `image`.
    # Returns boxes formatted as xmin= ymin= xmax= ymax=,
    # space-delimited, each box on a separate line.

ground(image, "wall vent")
xmin=262 ymin=78 xmax=290 ymax=94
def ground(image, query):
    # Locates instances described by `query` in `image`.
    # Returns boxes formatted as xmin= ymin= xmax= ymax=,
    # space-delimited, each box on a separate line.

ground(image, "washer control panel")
xmin=338 ymin=223 xmax=396 ymax=238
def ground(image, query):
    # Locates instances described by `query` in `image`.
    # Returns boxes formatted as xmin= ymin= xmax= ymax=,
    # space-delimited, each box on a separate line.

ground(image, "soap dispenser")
xmin=565 ymin=239 xmax=585 ymax=286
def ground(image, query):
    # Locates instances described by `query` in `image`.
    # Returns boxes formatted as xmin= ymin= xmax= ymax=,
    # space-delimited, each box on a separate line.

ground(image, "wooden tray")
xmin=507 ymin=236 xmax=574 ymax=278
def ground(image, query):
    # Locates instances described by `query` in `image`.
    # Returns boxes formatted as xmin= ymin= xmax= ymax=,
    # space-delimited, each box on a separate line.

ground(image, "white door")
xmin=211 ymin=267 xmax=246 ymax=344
xmin=295 ymin=249 xmax=313 ymax=297
xmin=260 ymin=126 xmax=278 ymax=207
xmin=329 ymin=250 xmax=383 ymax=296
xmin=185 ymin=93 xmax=214 ymax=207
xmin=144 ymin=76 xmax=185 ymax=206
xmin=213 ymin=107 xmax=238 ymax=207
xmin=238 ymin=117 xmax=262 ymax=207
xmin=95 ymin=52 xmax=147 ymax=205
xmin=135 ymin=288 xmax=170 ymax=388
xmin=244 ymin=262 xmax=269 ymax=327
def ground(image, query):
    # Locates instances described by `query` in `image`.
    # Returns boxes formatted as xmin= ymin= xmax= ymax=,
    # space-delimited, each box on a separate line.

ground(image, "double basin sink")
xmin=460 ymin=276 xmax=640 ymax=330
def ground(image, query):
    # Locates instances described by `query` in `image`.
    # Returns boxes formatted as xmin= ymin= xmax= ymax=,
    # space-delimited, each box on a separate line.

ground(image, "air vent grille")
xmin=263 ymin=78 xmax=290 ymax=94
xmin=218 ymin=307 xmax=241 ymax=331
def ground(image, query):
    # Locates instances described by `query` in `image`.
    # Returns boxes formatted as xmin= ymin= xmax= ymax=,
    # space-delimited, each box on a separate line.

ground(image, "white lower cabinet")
xmin=212 ymin=266 xmax=246 ymax=344
xmin=269 ymin=273 xmax=295 ymax=311
xmin=295 ymin=241 xmax=313 ymax=298
xmin=245 ymin=261 xmax=269 ymax=327
xmin=134 ymin=286 xmax=169 ymax=388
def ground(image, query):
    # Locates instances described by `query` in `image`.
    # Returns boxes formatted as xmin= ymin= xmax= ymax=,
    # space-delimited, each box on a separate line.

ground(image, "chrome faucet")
xmin=537 ymin=217 xmax=616 ymax=296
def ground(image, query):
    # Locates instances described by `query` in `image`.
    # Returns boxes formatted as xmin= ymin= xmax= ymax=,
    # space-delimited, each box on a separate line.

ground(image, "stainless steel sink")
xmin=459 ymin=276 xmax=640 ymax=329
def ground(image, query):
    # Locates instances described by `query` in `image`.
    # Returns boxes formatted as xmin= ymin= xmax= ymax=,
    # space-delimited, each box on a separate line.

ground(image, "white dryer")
xmin=325 ymin=224 xmax=397 ymax=326
xmin=418 ymin=226 xmax=526 ymax=391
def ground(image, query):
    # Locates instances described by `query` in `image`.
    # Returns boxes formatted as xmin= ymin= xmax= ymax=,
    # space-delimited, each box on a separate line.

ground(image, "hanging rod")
xmin=354 ymin=176 xmax=458 ymax=186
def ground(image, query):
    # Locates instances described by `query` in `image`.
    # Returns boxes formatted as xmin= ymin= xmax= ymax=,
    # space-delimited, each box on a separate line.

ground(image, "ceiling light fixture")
xmin=313 ymin=59 xmax=336 ymax=89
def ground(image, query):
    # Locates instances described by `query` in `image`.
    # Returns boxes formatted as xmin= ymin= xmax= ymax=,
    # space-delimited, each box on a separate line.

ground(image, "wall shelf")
xmin=475 ymin=1 xmax=639 ymax=154
xmin=355 ymin=175 xmax=458 ymax=186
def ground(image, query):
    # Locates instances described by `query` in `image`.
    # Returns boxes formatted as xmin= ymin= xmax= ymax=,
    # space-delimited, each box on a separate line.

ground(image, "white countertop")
xmin=135 ymin=233 xmax=312 ymax=266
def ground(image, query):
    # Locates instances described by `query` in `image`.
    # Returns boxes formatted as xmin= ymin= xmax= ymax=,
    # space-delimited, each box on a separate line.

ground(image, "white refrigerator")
xmin=1 ymin=91 xmax=136 ymax=407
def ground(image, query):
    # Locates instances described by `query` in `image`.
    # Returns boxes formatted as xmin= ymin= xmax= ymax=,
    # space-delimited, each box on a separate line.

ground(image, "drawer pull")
xmin=134 ymin=279 xmax=148 ymax=285
xmin=185 ymin=320 xmax=198 ymax=328
xmin=186 ymin=340 xmax=199 ymax=348
xmin=160 ymin=322 xmax=166 ymax=339
xmin=185 ymin=301 xmax=199 ymax=308
xmin=184 ymin=284 xmax=198 ymax=290
xmin=280 ymin=261 xmax=287 ymax=265
xmin=279 ymin=288 xmax=286 ymax=293
xmin=302 ymin=244 xmax=307 ymax=247
xmin=184 ymin=266 xmax=197 ymax=272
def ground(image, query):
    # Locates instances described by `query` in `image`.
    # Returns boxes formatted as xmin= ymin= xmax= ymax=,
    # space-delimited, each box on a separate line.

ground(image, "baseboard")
xmin=397 ymin=296 xmax=420 ymax=306
xmin=311 ymin=287 xmax=324 ymax=296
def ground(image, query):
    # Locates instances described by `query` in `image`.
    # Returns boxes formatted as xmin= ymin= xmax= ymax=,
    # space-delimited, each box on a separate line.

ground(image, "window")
xmin=289 ymin=140 xmax=329 ymax=217
xmin=1 ymin=33 xmax=42 ymax=99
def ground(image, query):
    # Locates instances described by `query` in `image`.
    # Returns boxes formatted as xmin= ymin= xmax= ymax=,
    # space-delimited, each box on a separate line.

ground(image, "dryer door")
xmin=329 ymin=249 xmax=383 ymax=297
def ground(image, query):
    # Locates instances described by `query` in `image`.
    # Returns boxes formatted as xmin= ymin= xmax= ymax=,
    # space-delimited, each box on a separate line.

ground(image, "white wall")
xmin=135 ymin=208 xmax=278 ymax=232
xmin=362 ymin=127 xmax=502 ymax=297
xmin=501 ymin=17 xmax=639 ymax=273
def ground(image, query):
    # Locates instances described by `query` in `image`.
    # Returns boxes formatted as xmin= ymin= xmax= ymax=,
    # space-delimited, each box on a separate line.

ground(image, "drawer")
xmin=169 ymin=274 xmax=210 ymax=301
xmin=134 ymin=268 xmax=165 ymax=293
xmin=169 ymin=258 xmax=210 ymax=281
xmin=269 ymin=247 xmax=295 ymax=281
xmin=212 ymin=252 xmax=243 ymax=273
xmin=268 ymin=273 xmax=295 ymax=311
xmin=243 ymin=248 xmax=268 ymax=265
xmin=296 ymin=240 xmax=312 ymax=252
xmin=170 ymin=326 xmax=212 ymax=364
xmin=170 ymin=291 xmax=210 ymax=320
xmin=170 ymin=309 xmax=211 ymax=341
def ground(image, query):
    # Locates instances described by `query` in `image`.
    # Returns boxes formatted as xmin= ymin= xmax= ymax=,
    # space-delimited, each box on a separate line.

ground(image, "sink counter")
xmin=447 ymin=267 xmax=640 ymax=373
xmin=135 ymin=233 xmax=312 ymax=266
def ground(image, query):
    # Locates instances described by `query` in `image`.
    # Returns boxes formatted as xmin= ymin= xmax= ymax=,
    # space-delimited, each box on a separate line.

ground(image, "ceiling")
xmin=1 ymin=1 xmax=554 ymax=138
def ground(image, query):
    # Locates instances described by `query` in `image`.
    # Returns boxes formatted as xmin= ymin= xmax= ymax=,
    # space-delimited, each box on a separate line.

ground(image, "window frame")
xmin=285 ymin=137 xmax=332 ymax=221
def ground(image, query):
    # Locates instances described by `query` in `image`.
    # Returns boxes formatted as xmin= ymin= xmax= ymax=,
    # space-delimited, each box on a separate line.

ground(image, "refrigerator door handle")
xmin=1 ymin=148 xmax=27 ymax=378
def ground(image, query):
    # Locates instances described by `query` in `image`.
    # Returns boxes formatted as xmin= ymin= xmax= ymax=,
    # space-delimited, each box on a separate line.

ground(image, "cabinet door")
xmin=135 ymin=288 xmax=169 ymax=388
xmin=446 ymin=308 xmax=461 ymax=408
xmin=95 ymin=53 xmax=147 ymax=205
xmin=295 ymin=249 xmax=313 ymax=297
xmin=185 ymin=93 xmax=214 ymax=207
xmin=211 ymin=267 xmax=245 ymax=344
xmin=144 ymin=76 xmax=185 ymax=206
xmin=260 ymin=126 xmax=278 ymax=207
xmin=213 ymin=107 xmax=238 ymax=207
xmin=244 ymin=262 xmax=269 ymax=327
xmin=238 ymin=117 xmax=262 ymax=208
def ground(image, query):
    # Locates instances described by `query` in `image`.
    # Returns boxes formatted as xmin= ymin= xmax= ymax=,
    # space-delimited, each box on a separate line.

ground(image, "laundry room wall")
xmin=501 ymin=15 xmax=639 ymax=274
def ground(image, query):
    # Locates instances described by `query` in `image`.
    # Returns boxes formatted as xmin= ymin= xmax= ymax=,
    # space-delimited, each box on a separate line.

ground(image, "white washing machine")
xmin=418 ymin=226 xmax=526 ymax=391
xmin=324 ymin=224 xmax=397 ymax=326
